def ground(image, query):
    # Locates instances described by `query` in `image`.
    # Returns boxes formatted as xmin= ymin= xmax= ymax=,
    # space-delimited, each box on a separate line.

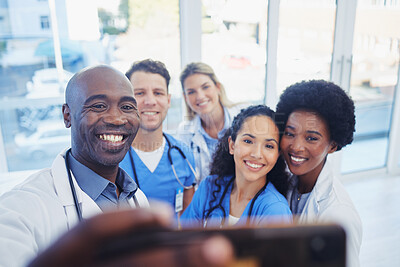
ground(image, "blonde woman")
xmin=177 ymin=62 xmax=247 ymax=184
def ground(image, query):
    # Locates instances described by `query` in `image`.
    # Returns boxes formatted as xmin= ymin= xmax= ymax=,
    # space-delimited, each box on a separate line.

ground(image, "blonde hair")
xmin=180 ymin=62 xmax=235 ymax=120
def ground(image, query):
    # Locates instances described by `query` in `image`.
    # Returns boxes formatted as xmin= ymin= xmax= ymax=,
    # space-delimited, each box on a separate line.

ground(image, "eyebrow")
xmin=306 ymin=130 xmax=323 ymax=137
xmin=242 ymin=133 xmax=278 ymax=145
xmin=120 ymin=96 xmax=137 ymax=106
xmin=84 ymin=94 xmax=107 ymax=105
xmin=285 ymin=125 xmax=323 ymax=137
xmin=84 ymin=94 xmax=137 ymax=106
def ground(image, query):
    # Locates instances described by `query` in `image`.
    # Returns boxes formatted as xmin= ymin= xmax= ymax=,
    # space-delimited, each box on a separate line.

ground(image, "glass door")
xmin=339 ymin=1 xmax=400 ymax=173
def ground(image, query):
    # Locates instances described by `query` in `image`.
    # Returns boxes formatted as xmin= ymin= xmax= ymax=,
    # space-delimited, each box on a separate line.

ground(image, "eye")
xmin=134 ymin=92 xmax=144 ymax=96
xmin=202 ymin=85 xmax=209 ymax=90
xmin=121 ymin=104 xmax=137 ymax=112
xmin=265 ymin=144 xmax=275 ymax=149
xmin=306 ymin=136 xmax=318 ymax=141
xmin=91 ymin=103 xmax=107 ymax=111
xmin=185 ymin=90 xmax=195 ymax=95
xmin=284 ymin=131 xmax=294 ymax=137
xmin=243 ymin=139 xmax=252 ymax=144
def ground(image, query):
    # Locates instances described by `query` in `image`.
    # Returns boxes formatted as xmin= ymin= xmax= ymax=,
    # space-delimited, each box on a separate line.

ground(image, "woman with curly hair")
xmin=181 ymin=105 xmax=292 ymax=228
xmin=276 ymin=80 xmax=362 ymax=267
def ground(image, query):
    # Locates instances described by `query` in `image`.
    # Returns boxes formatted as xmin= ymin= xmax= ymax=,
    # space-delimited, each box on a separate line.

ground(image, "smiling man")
xmin=0 ymin=65 xmax=148 ymax=266
xmin=119 ymin=59 xmax=196 ymax=218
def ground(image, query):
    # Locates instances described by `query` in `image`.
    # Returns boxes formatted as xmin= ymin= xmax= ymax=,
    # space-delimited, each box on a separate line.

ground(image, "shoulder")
xmin=321 ymin=177 xmax=360 ymax=219
xmin=0 ymin=169 xmax=64 ymax=229
xmin=12 ymin=168 xmax=57 ymax=196
xmin=197 ymin=174 xmax=227 ymax=192
xmin=165 ymin=134 xmax=190 ymax=149
xmin=177 ymin=117 xmax=197 ymax=134
xmin=199 ymin=174 xmax=218 ymax=188
xmin=0 ymin=170 xmax=65 ymax=266
xmin=165 ymin=133 xmax=194 ymax=159
xmin=263 ymin=182 xmax=289 ymax=203
xmin=119 ymin=147 xmax=133 ymax=169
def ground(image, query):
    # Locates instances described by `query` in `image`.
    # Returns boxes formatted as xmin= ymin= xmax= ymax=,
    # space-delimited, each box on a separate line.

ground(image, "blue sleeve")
xmin=180 ymin=178 xmax=210 ymax=228
xmin=256 ymin=201 xmax=293 ymax=225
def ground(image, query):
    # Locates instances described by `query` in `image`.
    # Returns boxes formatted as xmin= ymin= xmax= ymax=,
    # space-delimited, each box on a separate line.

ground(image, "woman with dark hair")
xmin=276 ymin=80 xmax=362 ymax=267
xmin=181 ymin=105 xmax=292 ymax=228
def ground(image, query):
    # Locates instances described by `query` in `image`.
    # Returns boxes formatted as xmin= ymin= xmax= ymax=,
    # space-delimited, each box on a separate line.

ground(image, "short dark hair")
xmin=276 ymin=80 xmax=355 ymax=151
xmin=125 ymin=59 xmax=171 ymax=89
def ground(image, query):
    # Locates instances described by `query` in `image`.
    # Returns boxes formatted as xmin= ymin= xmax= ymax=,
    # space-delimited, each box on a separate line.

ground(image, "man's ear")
xmin=62 ymin=104 xmax=71 ymax=128
xmin=328 ymin=141 xmax=338 ymax=154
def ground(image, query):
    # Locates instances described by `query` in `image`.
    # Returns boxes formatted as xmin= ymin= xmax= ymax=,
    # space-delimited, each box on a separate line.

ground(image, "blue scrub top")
xmin=181 ymin=175 xmax=293 ymax=228
xmin=119 ymin=133 xmax=195 ymax=209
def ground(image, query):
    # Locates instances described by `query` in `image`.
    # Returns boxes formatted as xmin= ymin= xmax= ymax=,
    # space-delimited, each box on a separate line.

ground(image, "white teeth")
xmin=99 ymin=134 xmax=123 ymax=143
xmin=142 ymin=112 xmax=157 ymax=115
xmin=246 ymin=161 xmax=263 ymax=169
xmin=198 ymin=101 xmax=208 ymax=106
xmin=291 ymin=156 xmax=306 ymax=162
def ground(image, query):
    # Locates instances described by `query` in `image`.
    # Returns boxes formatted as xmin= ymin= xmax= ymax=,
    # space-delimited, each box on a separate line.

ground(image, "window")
xmin=40 ymin=15 xmax=50 ymax=29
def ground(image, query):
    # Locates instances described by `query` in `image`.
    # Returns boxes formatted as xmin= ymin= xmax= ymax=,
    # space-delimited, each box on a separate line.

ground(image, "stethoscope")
xmin=203 ymin=176 xmax=269 ymax=227
xmin=65 ymin=149 xmax=139 ymax=222
xmin=128 ymin=133 xmax=198 ymax=190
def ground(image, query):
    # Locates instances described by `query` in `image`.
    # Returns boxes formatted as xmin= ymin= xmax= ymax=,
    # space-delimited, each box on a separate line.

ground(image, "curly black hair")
xmin=125 ymin=59 xmax=170 ymax=90
xmin=275 ymin=80 xmax=355 ymax=151
xmin=207 ymin=105 xmax=289 ymax=207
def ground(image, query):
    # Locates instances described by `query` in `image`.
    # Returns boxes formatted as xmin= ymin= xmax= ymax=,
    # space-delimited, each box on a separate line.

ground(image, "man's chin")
xmin=96 ymin=148 xmax=128 ymax=166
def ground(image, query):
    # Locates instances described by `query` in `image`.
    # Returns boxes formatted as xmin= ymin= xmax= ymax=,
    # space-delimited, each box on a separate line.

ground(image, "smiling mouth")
xmin=97 ymin=134 xmax=126 ymax=143
xmin=198 ymin=100 xmax=209 ymax=107
xmin=245 ymin=161 xmax=264 ymax=169
xmin=290 ymin=154 xmax=307 ymax=163
xmin=142 ymin=111 xmax=158 ymax=116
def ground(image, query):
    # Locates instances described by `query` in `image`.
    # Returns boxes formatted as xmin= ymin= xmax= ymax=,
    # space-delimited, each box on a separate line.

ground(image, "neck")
xmin=71 ymin=151 xmax=119 ymax=184
xmin=200 ymin=104 xmax=225 ymax=139
xmin=132 ymin=128 xmax=163 ymax=152
xmin=297 ymin=158 xmax=327 ymax=194
xmin=231 ymin=175 xmax=266 ymax=202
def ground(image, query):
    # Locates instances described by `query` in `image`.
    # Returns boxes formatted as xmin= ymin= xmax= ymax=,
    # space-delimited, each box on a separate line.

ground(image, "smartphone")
xmin=96 ymin=224 xmax=346 ymax=267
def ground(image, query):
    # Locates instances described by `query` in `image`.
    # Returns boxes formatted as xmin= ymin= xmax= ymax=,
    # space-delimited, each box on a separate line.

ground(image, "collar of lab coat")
xmin=52 ymin=149 xmax=102 ymax=221
xmin=51 ymin=149 xmax=141 ymax=224
xmin=289 ymin=157 xmax=334 ymax=220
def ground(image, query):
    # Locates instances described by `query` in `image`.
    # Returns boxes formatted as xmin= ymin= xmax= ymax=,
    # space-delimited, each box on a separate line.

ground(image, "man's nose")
xmin=103 ymin=107 xmax=127 ymax=125
xmin=143 ymin=93 xmax=157 ymax=105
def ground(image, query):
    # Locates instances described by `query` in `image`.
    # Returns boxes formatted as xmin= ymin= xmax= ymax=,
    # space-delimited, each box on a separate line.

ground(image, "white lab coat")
xmin=176 ymin=104 xmax=247 ymax=183
xmin=287 ymin=158 xmax=362 ymax=267
xmin=0 ymin=149 xmax=149 ymax=267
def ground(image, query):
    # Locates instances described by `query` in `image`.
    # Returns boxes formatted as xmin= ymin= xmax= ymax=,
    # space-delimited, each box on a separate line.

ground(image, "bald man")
xmin=0 ymin=65 xmax=149 ymax=266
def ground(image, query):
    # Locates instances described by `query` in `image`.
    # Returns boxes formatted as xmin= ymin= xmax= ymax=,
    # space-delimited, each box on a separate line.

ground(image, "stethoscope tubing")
xmin=65 ymin=149 xmax=83 ymax=222
xmin=129 ymin=133 xmax=197 ymax=190
xmin=65 ymin=149 xmax=139 ymax=222
xmin=203 ymin=176 xmax=269 ymax=227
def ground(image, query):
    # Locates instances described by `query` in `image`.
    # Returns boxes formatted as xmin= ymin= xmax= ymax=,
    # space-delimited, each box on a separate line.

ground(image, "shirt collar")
xmin=197 ymin=106 xmax=231 ymax=140
xmin=68 ymin=152 xmax=138 ymax=202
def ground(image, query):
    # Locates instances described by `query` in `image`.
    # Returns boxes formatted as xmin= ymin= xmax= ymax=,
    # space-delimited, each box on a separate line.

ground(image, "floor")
xmin=343 ymin=174 xmax=400 ymax=267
